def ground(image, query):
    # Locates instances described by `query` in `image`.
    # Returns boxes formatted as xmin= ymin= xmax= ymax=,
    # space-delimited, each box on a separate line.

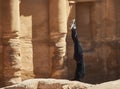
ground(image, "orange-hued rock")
xmin=0 ymin=79 xmax=92 ymax=89
xmin=1 ymin=0 xmax=22 ymax=86
xmin=1 ymin=79 xmax=120 ymax=89
xmin=0 ymin=0 xmax=120 ymax=87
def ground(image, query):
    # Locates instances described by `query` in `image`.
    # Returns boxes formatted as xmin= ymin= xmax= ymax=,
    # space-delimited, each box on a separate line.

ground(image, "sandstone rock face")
xmin=49 ymin=0 xmax=68 ymax=79
xmin=1 ymin=79 xmax=120 ymax=89
xmin=0 ymin=79 xmax=92 ymax=89
xmin=67 ymin=0 xmax=120 ymax=83
xmin=0 ymin=0 xmax=3 ymax=86
xmin=88 ymin=79 xmax=120 ymax=89
xmin=0 ymin=0 xmax=120 ymax=87
xmin=20 ymin=0 xmax=50 ymax=79
xmin=2 ymin=0 xmax=22 ymax=86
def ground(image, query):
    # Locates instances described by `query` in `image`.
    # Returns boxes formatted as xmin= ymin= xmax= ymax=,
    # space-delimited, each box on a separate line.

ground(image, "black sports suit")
xmin=71 ymin=23 xmax=85 ymax=81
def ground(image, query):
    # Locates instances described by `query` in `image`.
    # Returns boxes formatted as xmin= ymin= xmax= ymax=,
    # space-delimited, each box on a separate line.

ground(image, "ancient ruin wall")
xmin=20 ymin=0 xmax=50 ymax=80
xmin=67 ymin=0 xmax=120 ymax=83
xmin=0 ymin=0 xmax=3 ymax=86
xmin=0 ymin=0 xmax=120 ymax=87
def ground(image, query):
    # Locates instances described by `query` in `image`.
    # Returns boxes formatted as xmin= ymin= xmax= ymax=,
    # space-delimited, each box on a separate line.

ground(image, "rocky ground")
xmin=1 ymin=79 xmax=120 ymax=89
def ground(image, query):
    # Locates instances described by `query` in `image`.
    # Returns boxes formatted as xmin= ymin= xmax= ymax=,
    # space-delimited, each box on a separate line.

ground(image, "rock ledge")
xmin=1 ymin=79 xmax=120 ymax=89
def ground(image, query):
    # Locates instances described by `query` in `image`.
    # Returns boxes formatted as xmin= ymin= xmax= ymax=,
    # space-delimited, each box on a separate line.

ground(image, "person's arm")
xmin=71 ymin=19 xmax=79 ymax=43
xmin=71 ymin=29 xmax=79 ymax=43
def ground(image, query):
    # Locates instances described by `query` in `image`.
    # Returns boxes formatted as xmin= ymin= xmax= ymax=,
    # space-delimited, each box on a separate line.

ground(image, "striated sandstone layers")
xmin=0 ymin=0 xmax=120 ymax=87
xmin=1 ymin=79 xmax=120 ymax=89
xmin=49 ymin=0 xmax=68 ymax=79
xmin=1 ymin=0 xmax=22 ymax=85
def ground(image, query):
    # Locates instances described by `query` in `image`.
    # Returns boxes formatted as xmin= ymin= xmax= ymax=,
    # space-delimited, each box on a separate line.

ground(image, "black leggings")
xmin=71 ymin=29 xmax=85 ymax=81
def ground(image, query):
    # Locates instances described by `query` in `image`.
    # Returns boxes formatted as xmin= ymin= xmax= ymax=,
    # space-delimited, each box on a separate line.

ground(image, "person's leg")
xmin=74 ymin=57 xmax=85 ymax=81
xmin=71 ymin=29 xmax=85 ymax=81
xmin=74 ymin=63 xmax=79 ymax=80
xmin=77 ymin=58 xmax=85 ymax=81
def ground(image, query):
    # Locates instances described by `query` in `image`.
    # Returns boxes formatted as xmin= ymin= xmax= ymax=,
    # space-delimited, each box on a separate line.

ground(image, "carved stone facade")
xmin=67 ymin=0 xmax=120 ymax=83
xmin=0 ymin=0 xmax=120 ymax=87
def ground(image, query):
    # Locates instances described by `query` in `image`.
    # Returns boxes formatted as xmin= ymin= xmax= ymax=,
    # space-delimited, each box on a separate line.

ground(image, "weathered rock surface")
xmin=1 ymin=79 xmax=120 ymax=89
xmin=0 ymin=0 xmax=120 ymax=86
xmin=0 ymin=79 xmax=92 ymax=89
xmin=88 ymin=79 xmax=120 ymax=89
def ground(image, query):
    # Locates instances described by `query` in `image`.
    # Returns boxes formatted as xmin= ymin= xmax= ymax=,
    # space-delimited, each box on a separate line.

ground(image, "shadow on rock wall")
xmin=20 ymin=0 xmax=51 ymax=79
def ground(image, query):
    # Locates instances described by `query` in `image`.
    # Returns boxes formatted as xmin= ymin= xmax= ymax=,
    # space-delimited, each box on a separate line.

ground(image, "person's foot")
xmin=71 ymin=78 xmax=82 ymax=82
xmin=70 ymin=19 xmax=76 ymax=30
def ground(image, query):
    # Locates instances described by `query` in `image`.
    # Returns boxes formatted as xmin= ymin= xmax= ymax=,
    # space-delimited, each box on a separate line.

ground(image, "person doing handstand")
xmin=70 ymin=19 xmax=85 ymax=81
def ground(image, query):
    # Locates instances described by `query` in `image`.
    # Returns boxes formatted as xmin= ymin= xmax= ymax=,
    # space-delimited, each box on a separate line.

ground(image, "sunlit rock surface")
xmin=1 ymin=79 xmax=120 ymax=89
xmin=0 ymin=0 xmax=120 ymax=86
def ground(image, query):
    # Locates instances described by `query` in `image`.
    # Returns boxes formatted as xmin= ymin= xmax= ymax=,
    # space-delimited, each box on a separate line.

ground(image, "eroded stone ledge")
xmin=1 ymin=79 xmax=120 ymax=89
xmin=0 ymin=79 xmax=91 ymax=89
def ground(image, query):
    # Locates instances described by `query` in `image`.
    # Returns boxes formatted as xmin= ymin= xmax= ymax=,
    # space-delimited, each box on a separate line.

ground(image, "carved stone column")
xmin=2 ymin=0 xmax=22 ymax=85
xmin=49 ymin=0 xmax=68 ymax=78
